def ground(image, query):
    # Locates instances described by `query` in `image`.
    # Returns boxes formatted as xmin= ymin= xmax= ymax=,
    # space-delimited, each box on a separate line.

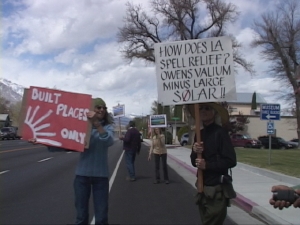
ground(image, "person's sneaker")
xmin=153 ymin=180 xmax=160 ymax=184
xmin=165 ymin=180 xmax=169 ymax=184
xmin=130 ymin=178 xmax=136 ymax=182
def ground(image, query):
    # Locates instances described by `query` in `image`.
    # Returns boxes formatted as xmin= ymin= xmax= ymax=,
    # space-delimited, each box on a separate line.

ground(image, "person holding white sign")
xmin=189 ymin=102 xmax=236 ymax=225
xmin=28 ymin=98 xmax=114 ymax=225
xmin=270 ymin=65 xmax=300 ymax=211
xmin=148 ymin=128 xmax=169 ymax=184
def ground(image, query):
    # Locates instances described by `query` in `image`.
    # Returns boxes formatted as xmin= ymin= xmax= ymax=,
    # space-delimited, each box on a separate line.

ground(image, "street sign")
xmin=260 ymin=104 xmax=281 ymax=120
xmin=267 ymin=121 xmax=275 ymax=134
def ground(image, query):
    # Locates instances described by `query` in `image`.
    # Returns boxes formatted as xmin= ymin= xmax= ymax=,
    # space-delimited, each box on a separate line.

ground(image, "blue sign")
xmin=267 ymin=121 xmax=275 ymax=134
xmin=260 ymin=104 xmax=281 ymax=120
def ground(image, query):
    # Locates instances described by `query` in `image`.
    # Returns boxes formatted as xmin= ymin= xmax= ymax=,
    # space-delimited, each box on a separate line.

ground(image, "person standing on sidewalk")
xmin=148 ymin=128 xmax=169 ymax=184
xmin=119 ymin=120 xmax=141 ymax=181
xmin=269 ymin=66 xmax=300 ymax=210
xmin=188 ymin=102 xmax=237 ymax=225
xmin=28 ymin=98 xmax=114 ymax=225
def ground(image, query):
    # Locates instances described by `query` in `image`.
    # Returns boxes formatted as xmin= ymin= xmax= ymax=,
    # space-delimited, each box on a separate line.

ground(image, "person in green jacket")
xmin=29 ymin=98 xmax=114 ymax=225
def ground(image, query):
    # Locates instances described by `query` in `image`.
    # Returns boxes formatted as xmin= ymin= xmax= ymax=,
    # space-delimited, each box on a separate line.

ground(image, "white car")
xmin=180 ymin=133 xmax=189 ymax=146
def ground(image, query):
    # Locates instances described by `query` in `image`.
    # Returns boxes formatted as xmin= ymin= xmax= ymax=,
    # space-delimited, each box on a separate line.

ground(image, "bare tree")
xmin=117 ymin=0 xmax=254 ymax=74
xmin=9 ymin=101 xmax=22 ymax=126
xmin=150 ymin=100 xmax=163 ymax=114
xmin=251 ymin=0 xmax=300 ymax=143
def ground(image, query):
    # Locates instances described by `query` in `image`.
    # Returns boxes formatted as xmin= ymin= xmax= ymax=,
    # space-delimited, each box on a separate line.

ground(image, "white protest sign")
xmin=150 ymin=114 xmax=167 ymax=128
xmin=154 ymin=36 xmax=236 ymax=105
xmin=112 ymin=104 xmax=125 ymax=118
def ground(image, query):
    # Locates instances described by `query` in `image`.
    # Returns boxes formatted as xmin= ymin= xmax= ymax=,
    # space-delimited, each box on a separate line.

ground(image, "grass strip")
xmin=183 ymin=145 xmax=300 ymax=178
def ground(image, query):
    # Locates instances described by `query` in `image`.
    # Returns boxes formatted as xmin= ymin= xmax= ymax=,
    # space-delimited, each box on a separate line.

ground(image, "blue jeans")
xmin=125 ymin=150 xmax=136 ymax=179
xmin=74 ymin=175 xmax=109 ymax=225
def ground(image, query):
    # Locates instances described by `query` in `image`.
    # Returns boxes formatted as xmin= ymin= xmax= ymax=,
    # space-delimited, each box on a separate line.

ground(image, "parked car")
xmin=0 ymin=127 xmax=20 ymax=140
xmin=140 ymin=133 xmax=143 ymax=142
xmin=290 ymin=138 xmax=299 ymax=143
xmin=258 ymin=136 xmax=295 ymax=149
xmin=180 ymin=133 xmax=189 ymax=146
xmin=287 ymin=138 xmax=298 ymax=148
xmin=230 ymin=134 xmax=262 ymax=148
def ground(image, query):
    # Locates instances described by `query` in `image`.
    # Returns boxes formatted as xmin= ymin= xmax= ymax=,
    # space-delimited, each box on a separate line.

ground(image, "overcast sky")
xmin=2 ymin=0 xmax=291 ymax=117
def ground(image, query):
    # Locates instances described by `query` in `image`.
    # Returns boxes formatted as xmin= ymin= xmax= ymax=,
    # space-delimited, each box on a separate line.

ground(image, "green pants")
xmin=195 ymin=185 xmax=228 ymax=225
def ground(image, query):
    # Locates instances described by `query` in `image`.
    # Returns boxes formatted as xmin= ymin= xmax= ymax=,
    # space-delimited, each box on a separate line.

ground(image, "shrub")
xmin=177 ymin=126 xmax=189 ymax=141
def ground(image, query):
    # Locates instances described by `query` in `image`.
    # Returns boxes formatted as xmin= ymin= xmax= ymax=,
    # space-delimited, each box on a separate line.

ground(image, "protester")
xmin=119 ymin=120 xmax=141 ymax=181
xmin=188 ymin=102 xmax=237 ymax=225
xmin=270 ymin=65 xmax=300 ymax=210
xmin=148 ymin=127 xmax=169 ymax=184
xmin=28 ymin=98 xmax=114 ymax=225
xmin=270 ymin=185 xmax=300 ymax=209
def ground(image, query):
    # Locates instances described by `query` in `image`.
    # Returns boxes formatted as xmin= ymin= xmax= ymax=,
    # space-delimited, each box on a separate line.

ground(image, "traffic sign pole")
xmin=266 ymin=120 xmax=273 ymax=164
xmin=261 ymin=104 xmax=280 ymax=165
xmin=269 ymin=132 xmax=271 ymax=165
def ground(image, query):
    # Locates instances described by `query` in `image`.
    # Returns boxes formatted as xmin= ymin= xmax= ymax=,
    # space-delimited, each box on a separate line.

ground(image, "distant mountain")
xmin=0 ymin=78 xmax=25 ymax=103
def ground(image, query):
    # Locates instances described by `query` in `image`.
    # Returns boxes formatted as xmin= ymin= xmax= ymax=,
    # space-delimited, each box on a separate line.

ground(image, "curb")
xmin=143 ymin=140 xmax=296 ymax=225
xmin=167 ymin=152 xmax=285 ymax=225
xmin=167 ymin=153 xmax=197 ymax=175
xmin=167 ymin=153 xmax=259 ymax=213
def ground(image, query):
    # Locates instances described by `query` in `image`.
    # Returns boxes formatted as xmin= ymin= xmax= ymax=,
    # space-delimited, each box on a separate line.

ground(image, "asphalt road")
xmin=0 ymin=139 xmax=236 ymax=225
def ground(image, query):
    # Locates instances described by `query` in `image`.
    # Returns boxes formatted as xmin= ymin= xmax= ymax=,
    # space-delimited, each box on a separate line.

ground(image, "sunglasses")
xmin=96 ymin=106 xmax=107 ymax=110
xmin=199 ymin=105 xmax=212 ymax=111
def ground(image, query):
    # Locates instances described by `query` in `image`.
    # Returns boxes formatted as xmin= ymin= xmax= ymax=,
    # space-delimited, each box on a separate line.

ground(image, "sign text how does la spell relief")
xmin=154 ymin=36 xmax=236 ymax=105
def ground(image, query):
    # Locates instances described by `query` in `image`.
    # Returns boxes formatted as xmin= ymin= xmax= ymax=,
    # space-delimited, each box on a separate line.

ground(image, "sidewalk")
xmin=143 ymin=139 xmax=300 ymax=225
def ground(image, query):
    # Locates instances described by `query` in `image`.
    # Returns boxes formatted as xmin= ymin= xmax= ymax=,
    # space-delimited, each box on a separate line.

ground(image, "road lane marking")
xmin=90 ymin=151 xmax=124 ymax=225
xmin=109 ymin=151 xmax=124 ymax=192
xmin=38 ymin=157 xmax=53 ymax=162
xmin=0 ymin=170 xmax=10 ymax=175
xmin=0 ymin=146 xmax=42 ymax=154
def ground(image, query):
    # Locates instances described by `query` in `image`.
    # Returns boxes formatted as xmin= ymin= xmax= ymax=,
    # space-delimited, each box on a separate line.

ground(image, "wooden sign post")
xmin=112 ymin=104 xmax=125 ymax=136
xmin=118 ymin=117 xmax=121 ymax=136
xmin=194 ymin=103 xmax=203 ymax=193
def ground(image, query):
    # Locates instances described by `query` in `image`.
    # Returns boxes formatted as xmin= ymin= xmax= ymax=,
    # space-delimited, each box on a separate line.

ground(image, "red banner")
xmin=20 ymin=86 xmax=92 ymax=152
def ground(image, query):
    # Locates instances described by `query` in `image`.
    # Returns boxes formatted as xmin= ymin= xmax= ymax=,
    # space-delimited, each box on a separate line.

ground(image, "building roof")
xmin=227 ymin=93 xmax=267 ymax=104
xmin=0 ymin=114 xmax=9 ymax=121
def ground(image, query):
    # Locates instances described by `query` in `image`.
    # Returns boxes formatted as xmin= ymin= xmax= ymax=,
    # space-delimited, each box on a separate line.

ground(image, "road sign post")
xmin=269 ymin=134 xmax=272 ymax=165
xmin=267 ymin=121 xmax=274 ymax=165
xmin=260 ymin=104 xmax=280 ymax=165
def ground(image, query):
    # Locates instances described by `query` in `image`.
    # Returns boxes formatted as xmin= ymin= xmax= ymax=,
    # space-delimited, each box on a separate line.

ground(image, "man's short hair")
xmin=129 ymin=121 xmax=135 ymax=127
